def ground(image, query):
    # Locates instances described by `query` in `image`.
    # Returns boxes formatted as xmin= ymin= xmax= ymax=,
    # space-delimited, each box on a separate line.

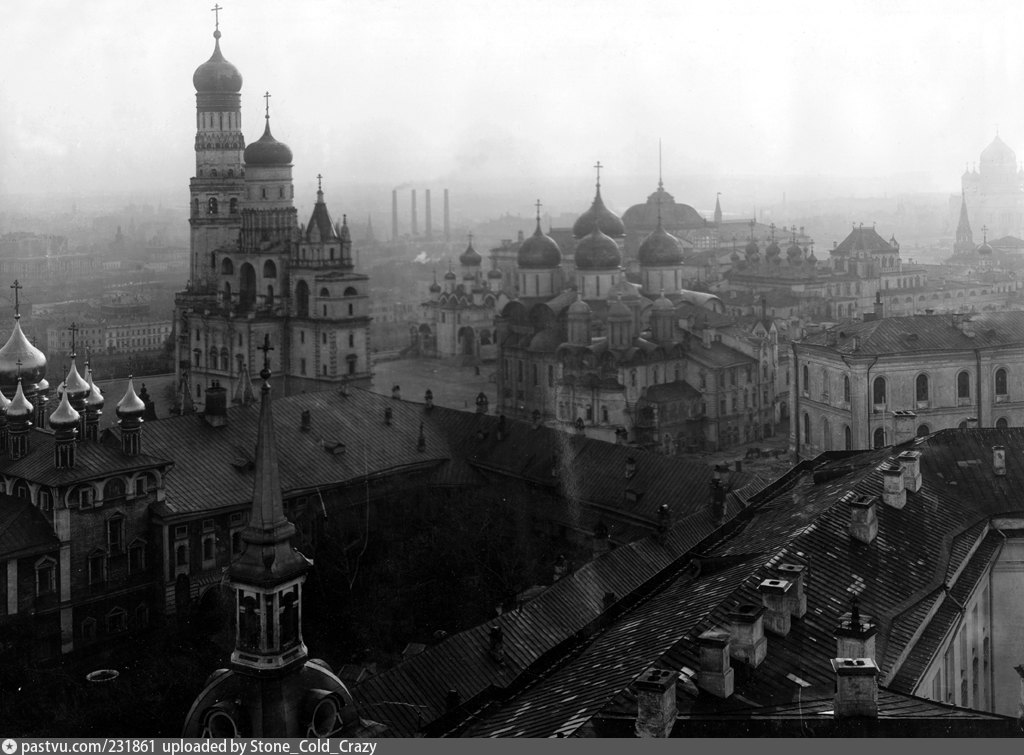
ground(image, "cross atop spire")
xmin=10 ymin=280 xmax=21 ymax=319
xmin=317 ymin=173 xmax=323 ymax=193
xmin=211 ymin=3 xmax=222 ymax=30
xmin=69 ymin=322 xmax=78 ymax=357
xmin=258 ymin=334 xmax=274 ymax=381
xmin=263 ymin=90 xmax=272 ymax=120
xmin=534 ymin=198 xmax=542 ymax=223
xmin=593 ymin=160 xmax=603 ymax=190
xmin=467 ymin=232 xmax=474 ymax=246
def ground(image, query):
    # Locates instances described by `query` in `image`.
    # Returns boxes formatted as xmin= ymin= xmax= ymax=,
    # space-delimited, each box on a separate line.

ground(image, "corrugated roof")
xmin=0 ymin=430 xmax=168 ymax=487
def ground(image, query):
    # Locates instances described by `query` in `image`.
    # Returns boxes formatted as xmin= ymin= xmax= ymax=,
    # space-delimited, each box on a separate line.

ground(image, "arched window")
xmin=262 ymin=260 xmax=277 ymax=278
xmin=319 ymin=287 xmax=330 ymax=298
xmin=266 ymin=285 xmax=274 ymax=307
xmin=13 ymin=480 xmax=29 ymax=500
xmin=220 ymin=347 xmax=229 ymax=371
xmin=207 ymin=197 xmax=218 ymax=215
xmin=822 ymin=418 xmax=831 ymax=451
xmin=802 ymin=364 xmax=809 ymax=394
xmin=296 ymin=280 xmax=310 ymax=318
xmin=843 ymin=375 xmax=850 ymax=403
xmin=844 ymin=425 xmax=852 ymax=450
xmin=957 ymin=371 xmax=971 ymax=399
xmin=917 ymin=424 xmax=930 ymax=437
xmin=995 ymin=368 xmax=1008 ymax=396
xmin=916 ymin=374 xmax=929 ymax=402
xmin=873 ymin=427 xmax=886 ymax=449
xmin=192 ymin=198 xmax=199 ymax=216
xmin=229 ymin=198 xmax=238 ymax=214
xmin=239 ymin=263 xmax=256 ymax=311
xmin=820 ymin=368 xmax=828 ymax=399
xmin=873 ymin=376 xmax=887 ymax=405
xmin=802 ymin=412 xmax=810 ymax=444
xmin=104 ymin=478 xmax=125 ymax=502
xmin=222 ymin=282 xmax=232 ymax=307
xmin=344 ymin=286 xmax=358 ymax=297
xmin=996 ymin=417 xmax=1009 ymax=430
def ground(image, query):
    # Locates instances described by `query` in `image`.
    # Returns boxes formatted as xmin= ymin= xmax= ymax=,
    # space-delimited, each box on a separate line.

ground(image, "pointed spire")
xmin=232 ymin=361 xmax=257 ymax=405
xmin=593 ymin=160 xmax=603 ymax=195
xmin=714 ymin=192 xmax=722 ymax=225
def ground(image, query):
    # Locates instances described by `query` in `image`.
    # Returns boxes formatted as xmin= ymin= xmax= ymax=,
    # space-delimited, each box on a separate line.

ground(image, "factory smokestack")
xmin=411 ymin=189 xmax=419 ymax=237
xmin=391 ymin=189 xmax=398 ymax=241
xmin=444 ymin=188 xmax=450 ymax=242
xmin=425 ymin=189 xmax=433 ymax=239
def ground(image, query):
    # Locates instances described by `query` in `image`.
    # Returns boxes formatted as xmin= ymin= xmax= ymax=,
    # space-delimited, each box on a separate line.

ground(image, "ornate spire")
xmin=593 ymin=160 xmax=603 ymax=195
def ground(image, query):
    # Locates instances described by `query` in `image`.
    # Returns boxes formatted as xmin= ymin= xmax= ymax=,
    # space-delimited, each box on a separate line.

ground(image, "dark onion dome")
xmin=0 ymin=318 xmax=47 ymax=388
xmin=63 ymin=360 xmax=90 ymax=401
xmin=429 ymin=279 xmax=442 ymax=292
xmin=765 ymin=239 xmax=781 ymax=259
xmin=574 ymin=224 xmax=622 ymax=270
xmin=517 ymin=221 xmax=562 ymax=269
xmin=459 ymin=240 xmax=482 ymax=266
xmin=7 ymin=380 xmax=33 ymax=420
xmin=744 ymin=238 xmax=760 ymax=257
xmin=193 ymin=30 xmax=243 ymax=94
xmin=622 ymin=186 xmax=705 ymax=229
xmin=487 ymin=266 xmax=502 ymax=279
xmin=116 ymin=377 xmax=146 ymax=420
xmin=787 ymin=239 xmax=804 ymax=261
xmin=637 ymin=222 xmax=684 ymax=266
xmin=443 ymin=267 xmax=457 ymax=281
xmin=977 ymin=240 xmax=993 ymax=255
xmin=48 ymin=390 xmax=80 ymax=431
xmin=572 ymin=189 xmax=625 ymax=239
xmin=243 ymin=119 xmax=293 ymax=166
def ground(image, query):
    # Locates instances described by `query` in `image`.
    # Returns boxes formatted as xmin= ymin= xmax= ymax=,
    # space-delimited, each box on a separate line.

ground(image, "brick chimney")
xmin=391 ymin=384 xmax=402 ymax=400
xmin=634 ymin=667 xmax=677 ymax=738
xmin=994 ymin=445 xmax=1006 ymax=477
xmin=696 ymin=629 xmax=734 ymax=698
xmin=774 ymin=563 xmax=808 ymax=618
xmin=757 ymin=578 xmax=793 ymax=636
xmin=848 ymin=492 xmax=878 ymax=544
xmin=300 ymin=409 xmax=311 ymax=432
xmin=830 ymin=658 xmax=879 ymax=718
xmin=424 ymin=389 xmax=434 ymax=410
xmin=592 ymin=522 xmax=610 ymax=558
xmin=625 ymin=456 xmax=637 ymax=479
xmin=834 ymin=596 xmax=878 ymax=660
xmin=881 ymin=461 xmax=906 ymax=509
xmin=709 ymin=478 xmax=727 ymax=524
xmin=553 ymin=554 xmax=568 ymax=581
xmin=727 ymin=604 xmax=767 ymax=667
xmin=891 ymin=410 xmax=917 ymax=445
xmin=657 ymin=504 xmax=671 ymax=541
xmin=896 ymin=450 xmax=922 ymax=492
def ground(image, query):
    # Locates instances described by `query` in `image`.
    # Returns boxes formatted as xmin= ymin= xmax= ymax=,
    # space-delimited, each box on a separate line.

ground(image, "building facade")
xmin=962 ymin=134 xmax=1024 ymax=240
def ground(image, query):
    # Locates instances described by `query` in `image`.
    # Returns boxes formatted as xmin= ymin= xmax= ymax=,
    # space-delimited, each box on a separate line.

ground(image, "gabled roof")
xmin=832 ymin=226 xmax=897 ymax=256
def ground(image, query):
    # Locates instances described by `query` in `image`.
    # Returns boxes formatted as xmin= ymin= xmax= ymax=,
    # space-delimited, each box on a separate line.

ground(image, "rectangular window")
xmin=300 ymin=330 xmax=305 ymax=344
xmin=79 ymin=488 xmax=95 ymax=509
xmin=548 ymin=365 xmax=554 ymax=388
xmin=36 ymin=562 xmax=56 ymax=596
xmin=174 ymin=524 xmax=188 ymax=540
xmin=128 ymin=542 xmax=146 ymax=574
xmin=107 ymin=518 xmax=124 ymax=554
xmin=202 ymin=518 xmax=215 ymax=532
xmin=943 ymin=646 xmax=955 ymax=703
xmin=300 ymin=358 xmax=307 ymax=375
xmin=88 ymin=554 xmax=106 ymax=585
xmin=202 ymin=535 xmax=216 ymax=565
xmin=349 ymin=333 xmax=354 ymax=348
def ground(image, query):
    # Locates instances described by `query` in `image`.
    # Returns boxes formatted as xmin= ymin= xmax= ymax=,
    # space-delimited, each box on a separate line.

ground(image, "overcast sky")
xmin=3 ymin=0 xmax=1024 ymax=210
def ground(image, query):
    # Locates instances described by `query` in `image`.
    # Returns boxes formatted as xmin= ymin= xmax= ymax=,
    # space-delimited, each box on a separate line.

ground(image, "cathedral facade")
xmin=174 ymin=23 xmax=371 ymax=406
xmin=961 ymin=134 xmax=1024 ymax=240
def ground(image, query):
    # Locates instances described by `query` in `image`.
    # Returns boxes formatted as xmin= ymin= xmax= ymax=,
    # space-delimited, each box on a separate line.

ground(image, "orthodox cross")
xmin=15 ymin=359 xmax=22 ymax=379
xmin=534 ymin=199 xmax=542 ymax=223
xmin=211 ymin=4 xmax=222 ymax=30
xmin=317 ymin=173 xmax=323 ymax=192
xmin=593 ymin=160 xmax=603 ymax=189
xmin=69 ymin=322 xmax=79 ymax=356
xmin=259 ymin=334 xmax=274 ymax=377
xmin=467 ymin=232 xmax=473 ymax=246
xmin=982 ymin=224 xmax=988 ymax=242
xmin=263 ymin=91 xmax=272 ymax=119
xmin=10 ymin=280 xmax=21 ymax=318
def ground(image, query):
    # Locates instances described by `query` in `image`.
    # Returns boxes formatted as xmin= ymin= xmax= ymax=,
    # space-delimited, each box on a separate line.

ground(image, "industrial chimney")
xmin=391 ymin=189 xmax=399 ymax=241
xmin=411 ymin=189 xmax=418 ymax=237
xmin=443 ymin=189 xmax=451 ymax=241
xmin=425 ymin=189 xmax=433 ymax=239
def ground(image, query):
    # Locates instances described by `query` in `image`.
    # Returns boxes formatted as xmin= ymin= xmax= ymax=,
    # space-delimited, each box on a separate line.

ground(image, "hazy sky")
xmin=3 ymin=0 xmax=1024 ymax=211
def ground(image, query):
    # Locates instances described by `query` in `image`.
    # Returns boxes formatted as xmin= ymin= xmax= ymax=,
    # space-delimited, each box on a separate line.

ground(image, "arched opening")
xmin=319 ymin=287 xmax=330 ymax=298
xmin=263 ymin=260 xmax=277 ymax=278
xmin=996 ymin=417 xmax=1009 ymax=430
xmin=873 ymin=427 xmax=886 ymax=448
xmin=221 ymin=257 xmax=234 ymax=275
xmin=916 ymin=424 xmax=930 ymax=437
xmin=222 ymin=282 xmax=231 ymax=308
xmin=239 ymin=263 xmax=256 ymax=311
xmin=873 ymin=376 xmax=887 ymax=406
xmin=822 ymin=417 xmax=831 ymax=451
xmin=957 ymin=371 xmax=971 ymax=400
xmin=995 ymin=368 xmax=1008 ymax=396
xmin=802 ymin=412 xmax=810 ymax=444
xmin=844 ymin=424 xmax=852 ymax=450
xmin=296 ymin=280 xmax=310 ymax=318
xmin=207 ymin=197 xmax=218 ymax=215
xmin=220 ymin=347 xmax=229 ymax=371
xmin=916 ymin=373 xmax=929 ymax=403
xmin=458 ymin=326 xmax=476 ymax=356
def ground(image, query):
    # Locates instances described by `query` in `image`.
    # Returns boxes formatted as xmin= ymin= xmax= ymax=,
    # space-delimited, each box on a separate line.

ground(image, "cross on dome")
xmin=211 ymin=3 xmax=222 ymax=30
xmin=259 ymin=334 xmax=274 ymax=381
xmin=263 ymin=90 xmax=272 ymax=120
xmin=69 ymin=322 xmax=79 ymax=356
xmin=10 ymin=280 xmax=21 ymax=319
xmin=593 ymin=160 xmax=603 ymax=190
xmin=317 ymin=173 xmax=323 ymax=192
xmin=534 ymin=199 xmax=542 ymax=222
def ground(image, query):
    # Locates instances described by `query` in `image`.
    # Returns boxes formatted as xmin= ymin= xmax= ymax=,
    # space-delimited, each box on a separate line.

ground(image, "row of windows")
xmin=801 ymin=367 xmax=1014 ymax=405
xmin=800 ymin=413 xmax=1014 ymax=450
xmin=11 ymin=476 xmax=149 ymax=510
xmin=79 ymin=604 xmax=148 ymax=640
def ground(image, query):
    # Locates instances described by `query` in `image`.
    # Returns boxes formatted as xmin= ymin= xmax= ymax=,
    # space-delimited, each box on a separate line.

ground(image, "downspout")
xmin=976 ymin=347 xmax=983 ymax=427
xmin=792 ymin=341 xmax=800 ymax=457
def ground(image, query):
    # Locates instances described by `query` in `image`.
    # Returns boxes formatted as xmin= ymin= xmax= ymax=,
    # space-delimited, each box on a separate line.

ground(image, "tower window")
xmin=207 ymin=197 xmax=218 ymax=215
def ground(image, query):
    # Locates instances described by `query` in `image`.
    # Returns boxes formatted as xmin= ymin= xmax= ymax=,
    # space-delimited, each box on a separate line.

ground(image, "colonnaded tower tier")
xmin=175 ymin=18 xmax=371 ymax=405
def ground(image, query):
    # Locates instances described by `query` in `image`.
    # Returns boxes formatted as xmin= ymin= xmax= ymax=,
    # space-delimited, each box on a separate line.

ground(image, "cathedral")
xmin=174 ymin=19 xmax=372 ymax=406
xmin=961 ymin=134 xmax=1024 ymax=240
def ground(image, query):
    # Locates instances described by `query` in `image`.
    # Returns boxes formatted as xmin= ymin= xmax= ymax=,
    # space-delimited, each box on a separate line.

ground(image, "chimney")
xmin=417 ymin=422 xmax=426 ymax=452
xmin=488 ymin=625 xmax=504 ymax=663
xmin=425 ymin=189 xmax=433 ymax=239
xmin=848 ymin=492 xmax=879 ymax=544
xmin=634 ymin=667 xmax=677 ymax=738
xmin=443 ymin=188 xmax=450 ymax=242
xmin=625 ymin=456 xmax=637 ymax=479
xmin=891 ymin=410 xmax=917 ymax=445
xmin=593 ymin=522 xmax=610 ymax=558
xmin=881 ymin=460 xmax=906 ymax=509
xmin=966 ymin=416 xmax=978 ymax=428
xmin=696 ymin=629 xmax=735 ymax=699
xmin=411 ymin=189 xmax=418 ymax=237
xmin=424 ymin=389 xmax=434 ymax=410
xmin=834 ymin=596 xmax=878 ymax=660
xmin=727 ymin=603 xmax=767 ymax=667
xmin=391 ymin=384 xmax=401 ymax=400
xmin=475 ymin=392 xmax=489 ymax=414
xmin=384 ymin=407 xmax=392 ymax=425
xmin=657 ymin=504 xmax=671 ymax=541
xmin=925 ymin=308 xmax=934 ymax=315
xmin=873 ymin=290 xmax=884 ymax=320
xmin=445 ymin=689 xmax=461 ymax=712
xmin=496 ymin=414 xmax=507 ymax=440
xmin=994 ymin=445 xmax=1007 ymax=477
xmin=961 ymin=317 xmax=976 ymax=337
xmin=203 ymin=381 xmax=228 ymax=427
xmin=830 ymin=658 xmax=879 ymax=719
xmin=553 ymin=554 xmax=568 ymax=581
xmin=774 ymin=563 xmax=808 ymax=618
xmin=709 ymin=478 xmax=726 ymax=524
xmin=757 ymin=578 xmax=793 ymax=636
xmin=391 ymin=189 xmax=398 ymax=241
xmin=300 ymin=409 xmax=311 ymax=432
xmin=615 ymin=427 xmax=628 ymax=445
xmin=897 ymin=450 xmax=922 ymax=492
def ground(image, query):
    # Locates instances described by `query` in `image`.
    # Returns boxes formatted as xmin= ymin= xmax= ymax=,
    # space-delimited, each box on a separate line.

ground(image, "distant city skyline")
xmin=3 ymin=0 xmax=1024 ymax=208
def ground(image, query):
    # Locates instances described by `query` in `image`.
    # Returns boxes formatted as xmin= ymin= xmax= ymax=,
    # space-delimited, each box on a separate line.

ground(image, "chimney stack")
xmin=424 ymin=389 xmax=434 ymax=410
xmin=391 ymin=384 xmax=402 ymax=400
xmin=897 ymin=450 xmax=922 ymax=492
xmin=696 ymin=629 xmax=735 ymax=699
xmin=300 ymin=408 xmax=311 ymax=432
xmin=848 ymin=492 xmax=879 ymax=544
xmin=834 ymin=596 xmax=878 ymax=660
xmin=757 ymin=578 xmax=793 ymax=636
xmin=634 ymin=667 xmax=677 ymax=738
xmin=830 ymin=658 xmax=879 ymax=719
xmin=657 ymin=504 xmax=671 ymax=542
xmin=774 ymin=563 xmax=808 ymax=618
xmin=891 ymin=410 xmax=917 ymax=445
xmin=881 ymin=460 xmax=906 ymax=509
xmin=625 ymin=456 xmax=637 ymax=479
xmin=384 ymin=407 xmax=392 ymax=425
xmin=496 ymin=414 xmax=506 ymax=440
xmin=425 ymin=189 xmax=432 ymax=239
xmin=443 ymin=189 xmax=450 ymax=241
xmin=553 ymin=554 xmax=568 ymax=581
xmin=709 ymin=478 xmax=726 ymax=524
xmin=391 ymin=189 xmax=398 ymax=241
xmin=994 ymin=445 xmax=1007 ymax=477
xmin=203 ymin=380 xmax=228 ymax=427
xmin=727 ymin=603 xmax=767 ymax=667
xmin=411 ymin=189 xmax=418 ymax=237
xmin=593 ymin=522 xmax=610 ymax=558
xmin=476 ymin=392 xmax=489 ymax=414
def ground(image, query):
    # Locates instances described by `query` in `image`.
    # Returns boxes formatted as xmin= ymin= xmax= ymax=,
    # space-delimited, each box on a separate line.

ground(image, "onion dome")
xmin=977 ymin=240 xmax=993 ymax=255
xmin=116 ymin=377 xmax=146 ymax=420
xmin=765 ymin=239 xmax=781 ymax=259
xmin=459 ymin=239 xmax=482 ymax=266
xmin=244 ymin=118 xmax=293 ymax=166
xmin=608 ymin=295 xmax=632 ymax=321
xmin=730 ymin=249 xmax=741 ymax=264
xmin=637 ymin=222 xmax=684 ymax=266
xmin=443 ymin=264 xmax=457 ymax=281
xmin=744 ymin=238 xmax=759 ymax=257
xmin=517 ymin=221 xmax=562 ymax=269
xmin=787 ymin=239 xmax=803 ymax=261
xmin=85 ymin=369 xmax=104 ymax=409
xmin=0 ymin=388 xmax=10 ymax=414
xmin=63 ymin=360 xmax=90 ymax=402
xmin=192 ymin=30 xmax=243 ymax=94
xmin=0 ymin=318 xmax=47 ymax=389
xmin=487 ymin=266 xmax=503 ymax=279
xmin=7 ymin=380 xmax=33 ymax=420
xmin=569 ymin=295 xmax=592 ymax=315
xmin=429 ymin=271 xmax=442 ymax=293
xmin=574 ymin=224 xmax=622 ymax=270
xmin=573 ymin=188 xmax=625 ymax=239
xmin=48 ymin=390 xmax=81 ymax=431
xmin=652 ymin=291 xmax=675 ymax=311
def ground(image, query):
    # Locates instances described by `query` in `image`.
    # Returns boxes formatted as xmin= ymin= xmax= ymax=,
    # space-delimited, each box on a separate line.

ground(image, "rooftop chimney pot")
xmin=758 ymin=578 xmax=793 ymax=636
xmin=831 ymin=657 xmax=879 ymax=719
xmin=847 ymin=492 xmax=879 ymax=544
xmin=727 ymin=603 xmax=767 ymax=667
xmin=881 ymin=461 xmax=906 ymax=509
xmin=697 ymin=629 xmax=735 ymax=699
xmin=634 ymin=667 xmax=677 ymax=738
xmin=994 ymin=445 xmax=1007 ymax=477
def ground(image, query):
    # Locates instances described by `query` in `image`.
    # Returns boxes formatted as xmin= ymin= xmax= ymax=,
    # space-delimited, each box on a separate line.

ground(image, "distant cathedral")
xmin=174 ymin=16 xmax=372 ymax=406
xmin=961 ymin=134 xmax=1024 ymax=240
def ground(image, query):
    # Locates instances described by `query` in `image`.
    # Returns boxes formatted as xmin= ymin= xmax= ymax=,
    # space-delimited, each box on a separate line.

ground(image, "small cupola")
xmin=7 ymin=378 xmax=34 ymax=460
xmin=48 ymin=390 xmax=80 ymax=469
xmin=84 ymin=366 xmax=104 ymax=442
xmin=116 ymin=376 xmax=146 ymax=457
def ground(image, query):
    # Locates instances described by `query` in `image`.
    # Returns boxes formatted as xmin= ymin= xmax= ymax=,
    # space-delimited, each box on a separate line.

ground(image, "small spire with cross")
xmin=211 ymin=4 xmax=222 ymax=31
xmin=593 ymin=160 xmax=603 ymax=191
xmin=982 ymin=224 xmax=988 ymax=243
xmin=10 ymin=280 xmax=22 ymax=319
xmin=467 ymin=232 xmax=474 ymax=248
xmin=534 ymin=199 xmax=542 ymax=224
xmin=263 ymin=91 xmax=272 ymax=121
xmin=658 ymin=139 xmax=663 ymax=190
xmin=317 ymin=173 xmax=323 ymax=193
xmin=258 ymin=334 xmax=274 ymax=382
xmin=69 ymin=322 xmax=79 ymax=358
